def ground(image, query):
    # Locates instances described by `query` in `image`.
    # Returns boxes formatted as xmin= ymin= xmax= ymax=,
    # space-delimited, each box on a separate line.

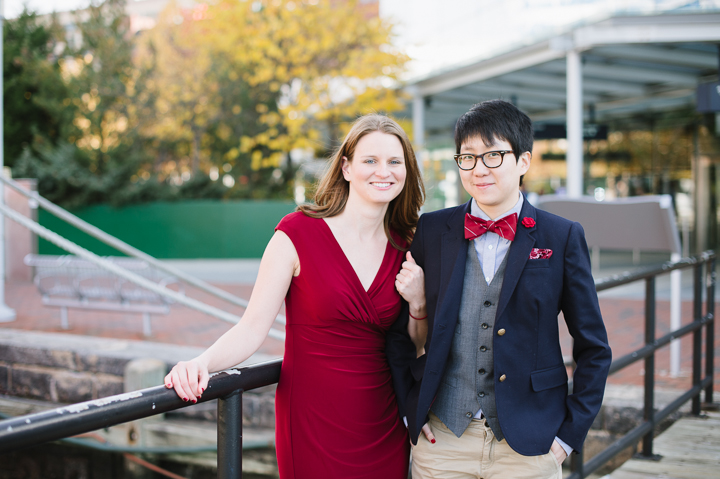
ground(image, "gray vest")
xmin=431 ymin=242 xmax=507 ymax=440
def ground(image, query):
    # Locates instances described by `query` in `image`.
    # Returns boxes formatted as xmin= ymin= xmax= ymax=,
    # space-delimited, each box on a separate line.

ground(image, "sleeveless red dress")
xmin=274 ymin=212 xmax=410 ymax=479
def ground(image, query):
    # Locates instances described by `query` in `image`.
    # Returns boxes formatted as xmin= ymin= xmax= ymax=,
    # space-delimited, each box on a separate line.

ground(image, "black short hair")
xmin=454 ymin=100 xmax=533 ymax=157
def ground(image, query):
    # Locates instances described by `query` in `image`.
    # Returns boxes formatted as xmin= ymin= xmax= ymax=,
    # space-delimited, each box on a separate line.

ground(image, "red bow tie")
xmin=464 ymin=213 xmax=518 ymax=241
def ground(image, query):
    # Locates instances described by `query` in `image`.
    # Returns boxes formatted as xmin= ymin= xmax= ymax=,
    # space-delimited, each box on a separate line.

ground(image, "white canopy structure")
xmin=407 ymin=11 xmax=720 ymax=199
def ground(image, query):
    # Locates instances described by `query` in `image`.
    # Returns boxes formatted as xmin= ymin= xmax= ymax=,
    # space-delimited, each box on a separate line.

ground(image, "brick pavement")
xmin=0 ymin=280 xmax=284 ymax=357
xmin=1 ymin=279 xmax=718 ymax=393
xmin=561 ymin=298 xmax=720 ymax=393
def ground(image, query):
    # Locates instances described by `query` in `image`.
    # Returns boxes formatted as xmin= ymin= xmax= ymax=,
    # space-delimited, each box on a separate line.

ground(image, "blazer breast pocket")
xmin=525 ymin=258 xmax=551 ymax=269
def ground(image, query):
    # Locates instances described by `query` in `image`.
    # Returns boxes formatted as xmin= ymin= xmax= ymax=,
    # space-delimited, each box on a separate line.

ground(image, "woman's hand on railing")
xmin=165 ymin=358 xmax=209 ymax=403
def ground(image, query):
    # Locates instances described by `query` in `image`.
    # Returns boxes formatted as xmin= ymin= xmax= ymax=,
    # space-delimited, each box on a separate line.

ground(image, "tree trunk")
xmin=191 ymin=125 xmax=201 ymax=173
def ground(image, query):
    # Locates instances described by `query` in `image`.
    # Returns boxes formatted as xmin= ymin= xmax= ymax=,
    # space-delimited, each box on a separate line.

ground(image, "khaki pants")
xmin=411 ymin=413 xmax=562 ymax=479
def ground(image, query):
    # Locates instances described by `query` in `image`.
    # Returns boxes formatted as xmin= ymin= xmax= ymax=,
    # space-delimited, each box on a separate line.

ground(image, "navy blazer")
xmin=386 ymin=198 xmax=612 ymax=456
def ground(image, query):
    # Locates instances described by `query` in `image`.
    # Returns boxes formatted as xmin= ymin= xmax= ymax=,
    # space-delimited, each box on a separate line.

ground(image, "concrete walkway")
xmin=605 ymin=411 xmax=720 ymax=479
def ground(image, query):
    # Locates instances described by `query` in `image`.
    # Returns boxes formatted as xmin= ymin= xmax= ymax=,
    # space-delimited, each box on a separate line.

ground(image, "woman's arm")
xmin=407 ymin=313 xmax=428 ymax=357
xmin=165 ymin=230 xmax=298 ymax=402
xmin=395 ymin=251 xmax=427 ymax=356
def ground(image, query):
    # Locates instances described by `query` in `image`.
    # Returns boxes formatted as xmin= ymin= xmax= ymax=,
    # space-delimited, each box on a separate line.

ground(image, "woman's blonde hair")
xmin=298 ymin=114 xmax=424 ymax=250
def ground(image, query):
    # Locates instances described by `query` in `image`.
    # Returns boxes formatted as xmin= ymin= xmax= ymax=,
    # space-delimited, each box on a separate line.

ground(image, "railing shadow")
xmin=0 ymin=253 xmax=716 ymax=479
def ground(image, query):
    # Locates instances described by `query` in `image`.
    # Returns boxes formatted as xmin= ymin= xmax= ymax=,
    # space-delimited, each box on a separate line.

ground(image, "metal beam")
xmin=574 ymin=14 xmax=720 ymax=48
xmin=566 ymin=50 xmax=583 ymax=198
xmin=530 ymin=88 xmax=694 ymax=122
xmin=591 ymin=44 xmax=720 ymax=70
xmin=413 ymin=40 xmax=567 ymax=97
xmin=0 ymin=0 xmax=16 ymax=323
xmin=540 ymin=61 xmax=699 ymax=86
xmin=434 ymin=87 xmax=566 ymax=109
xmin=499 ymin=68 xmax=647 ymax=97
xmin=456 ymin=82 xmax=602 ymax=104
xmin=412 ymin=88 xmax=425 ymax=150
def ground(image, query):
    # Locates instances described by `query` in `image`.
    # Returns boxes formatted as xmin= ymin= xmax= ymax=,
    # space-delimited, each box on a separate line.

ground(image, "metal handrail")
xmin=0 ymin=201 xmax=285 ymax=340
xmin=0 ymin=175 xmax=286 ymax=326
xmin=0 ymin=254 xmax=715 ymax=479
xmin=0 ymin=359 xmax=283 ymax=478
xmin=567 ymin=251 xmax=716 ymax=479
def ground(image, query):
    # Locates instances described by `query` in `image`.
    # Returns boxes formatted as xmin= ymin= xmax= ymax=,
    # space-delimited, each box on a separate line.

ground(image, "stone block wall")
xmin=0 ymin=343 xmax=128 ymax=403
xmin=0 ymin=330 xmax=278 ymax=428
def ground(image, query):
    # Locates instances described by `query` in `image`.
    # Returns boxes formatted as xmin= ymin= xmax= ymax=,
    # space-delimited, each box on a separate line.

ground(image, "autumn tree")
xmin=10 ymin=0 xmax=162 ymax=208
xmin=139 ymin=0 xmax=409 ymax=198
xmin=2 ymin=10 xmax=74 ymax=167
xmin=7 ymin=0 xmax=409 ymax=206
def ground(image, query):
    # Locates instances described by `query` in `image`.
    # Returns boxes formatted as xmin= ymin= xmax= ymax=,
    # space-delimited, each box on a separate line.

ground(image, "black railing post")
xmin=570 ymin=445 xmax=584 ymax=478
xmin=693 ymin=264 xmax=703 ymax=415
xmin=218 ymin=389 xmax=243 ymax=479
xmin=642 ymin=276 xmax=656 ymax=457
xmin=706 ymin=257 xmax=715 ymax=405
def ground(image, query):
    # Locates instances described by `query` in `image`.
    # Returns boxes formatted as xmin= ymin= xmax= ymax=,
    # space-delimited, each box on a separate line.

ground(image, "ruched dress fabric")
xmin=274 ymin=212 xmax=410 ymax=479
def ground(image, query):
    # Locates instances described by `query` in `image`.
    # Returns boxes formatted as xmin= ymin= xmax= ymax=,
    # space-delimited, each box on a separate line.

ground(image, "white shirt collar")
xmin=470 ymin=193 xmax=524 ymax=222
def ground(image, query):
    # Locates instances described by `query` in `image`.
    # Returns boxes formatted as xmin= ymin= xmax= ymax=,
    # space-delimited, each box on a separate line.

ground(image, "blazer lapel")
xmin=418 ymin=201 xmax=470 ymax=426
xmin=437 ymin=201 xmax=471 ymax=311
xmin=496 ymin=198 xmax=537 ymax=320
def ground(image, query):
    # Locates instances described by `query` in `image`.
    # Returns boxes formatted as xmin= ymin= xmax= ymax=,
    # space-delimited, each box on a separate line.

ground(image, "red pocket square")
xmin=529 ymin=248 xmax=552 ymax=260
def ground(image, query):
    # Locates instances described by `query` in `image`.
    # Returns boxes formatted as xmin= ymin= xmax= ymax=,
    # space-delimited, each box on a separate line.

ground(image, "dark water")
xmin=0 ymin=443 xmax=278 ymax=479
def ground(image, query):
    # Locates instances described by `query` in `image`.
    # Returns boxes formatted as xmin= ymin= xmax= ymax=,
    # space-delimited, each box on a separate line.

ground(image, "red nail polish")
xmin=183 ymin=397 xmax=188 ymax=402
xmin=431 ymin=438 xmax=436 ymax=444
xmin=192 ymin=399 xmax=197 ymax=404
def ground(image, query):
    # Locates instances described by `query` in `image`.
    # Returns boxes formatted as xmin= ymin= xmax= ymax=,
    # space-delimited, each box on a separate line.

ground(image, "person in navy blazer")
xmin=390 ymin=100 xmax=612 ymax=478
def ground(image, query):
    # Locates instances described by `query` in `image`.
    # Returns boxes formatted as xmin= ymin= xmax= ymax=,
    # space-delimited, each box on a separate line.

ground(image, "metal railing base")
xmin=631 ymin=452 xmax=662 ymax=461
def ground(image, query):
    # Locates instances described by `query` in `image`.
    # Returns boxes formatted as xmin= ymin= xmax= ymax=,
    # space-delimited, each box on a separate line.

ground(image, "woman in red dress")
xmin=165 ymin=114 xmax=425 ymax=478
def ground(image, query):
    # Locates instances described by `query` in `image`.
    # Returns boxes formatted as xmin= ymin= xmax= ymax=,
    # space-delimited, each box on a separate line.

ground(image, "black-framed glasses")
xmin=453 ymin=150 xmax=514 ymax=170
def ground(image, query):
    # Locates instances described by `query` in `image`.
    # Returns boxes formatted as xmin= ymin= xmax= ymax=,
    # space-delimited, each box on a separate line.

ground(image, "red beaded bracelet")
xmin=409 ymin=311 xmax=428 ymax=320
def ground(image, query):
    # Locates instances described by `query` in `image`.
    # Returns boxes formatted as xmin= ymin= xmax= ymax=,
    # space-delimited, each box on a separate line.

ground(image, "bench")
xmin=23 ymin=254 xmax=184 ymax=337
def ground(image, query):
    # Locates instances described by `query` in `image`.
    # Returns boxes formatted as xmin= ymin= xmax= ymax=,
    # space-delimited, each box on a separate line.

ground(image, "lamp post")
xmin=0 ymin=0 xmax=17 ymax=322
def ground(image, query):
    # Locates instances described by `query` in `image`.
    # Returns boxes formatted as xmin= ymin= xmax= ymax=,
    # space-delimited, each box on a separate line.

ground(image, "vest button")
xmin=478 ymin=368 xmax=486 ymax=374
xmin=499 ymin=374 xmax=507 ymax=382
xmin=479 ymin=345 xmax=487 ymax=352
xmin=478 ymin=392 xmax=485 ymax=398
xmin=497 ymin=329 xmax=506 ymax=336
xmin=484 ymin=301 xmax=492 ymax=307
xmin=481 ymin=323 xmax=489 ymax=329
xmin=466 ymin=412 xmax=473 ymax=418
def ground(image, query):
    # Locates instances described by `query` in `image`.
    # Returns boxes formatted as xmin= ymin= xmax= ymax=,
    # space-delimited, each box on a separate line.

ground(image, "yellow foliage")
xmin=135 ymin=0 xmax=408 ymax=176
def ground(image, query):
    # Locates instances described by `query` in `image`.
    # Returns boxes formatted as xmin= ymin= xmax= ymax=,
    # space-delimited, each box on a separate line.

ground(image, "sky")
xmin=380 ymin=0 xmax=720 ymax=78
xmin=4 ymin=0 xmax=91 ymax=18
xmin=5 ymin=0 xmax=720 ymax=78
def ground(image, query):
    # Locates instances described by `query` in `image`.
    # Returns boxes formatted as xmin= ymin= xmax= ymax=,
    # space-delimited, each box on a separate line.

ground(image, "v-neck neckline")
xmin=321 ymin=218 xmax=391 ymax=294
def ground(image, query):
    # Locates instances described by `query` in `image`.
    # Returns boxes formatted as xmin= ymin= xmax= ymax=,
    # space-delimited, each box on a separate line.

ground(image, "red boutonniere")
xmin=521 ymin=217 xmax=536 ymax=228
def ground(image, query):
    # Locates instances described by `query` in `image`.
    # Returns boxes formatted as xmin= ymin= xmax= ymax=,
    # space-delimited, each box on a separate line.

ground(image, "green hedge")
xmin=38 ymin=200 xmax=297 ymax=258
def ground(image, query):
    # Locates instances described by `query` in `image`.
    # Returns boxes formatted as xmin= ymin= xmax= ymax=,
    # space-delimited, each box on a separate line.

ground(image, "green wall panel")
xmin=38 ymin=200 xmax=297 ymax=258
